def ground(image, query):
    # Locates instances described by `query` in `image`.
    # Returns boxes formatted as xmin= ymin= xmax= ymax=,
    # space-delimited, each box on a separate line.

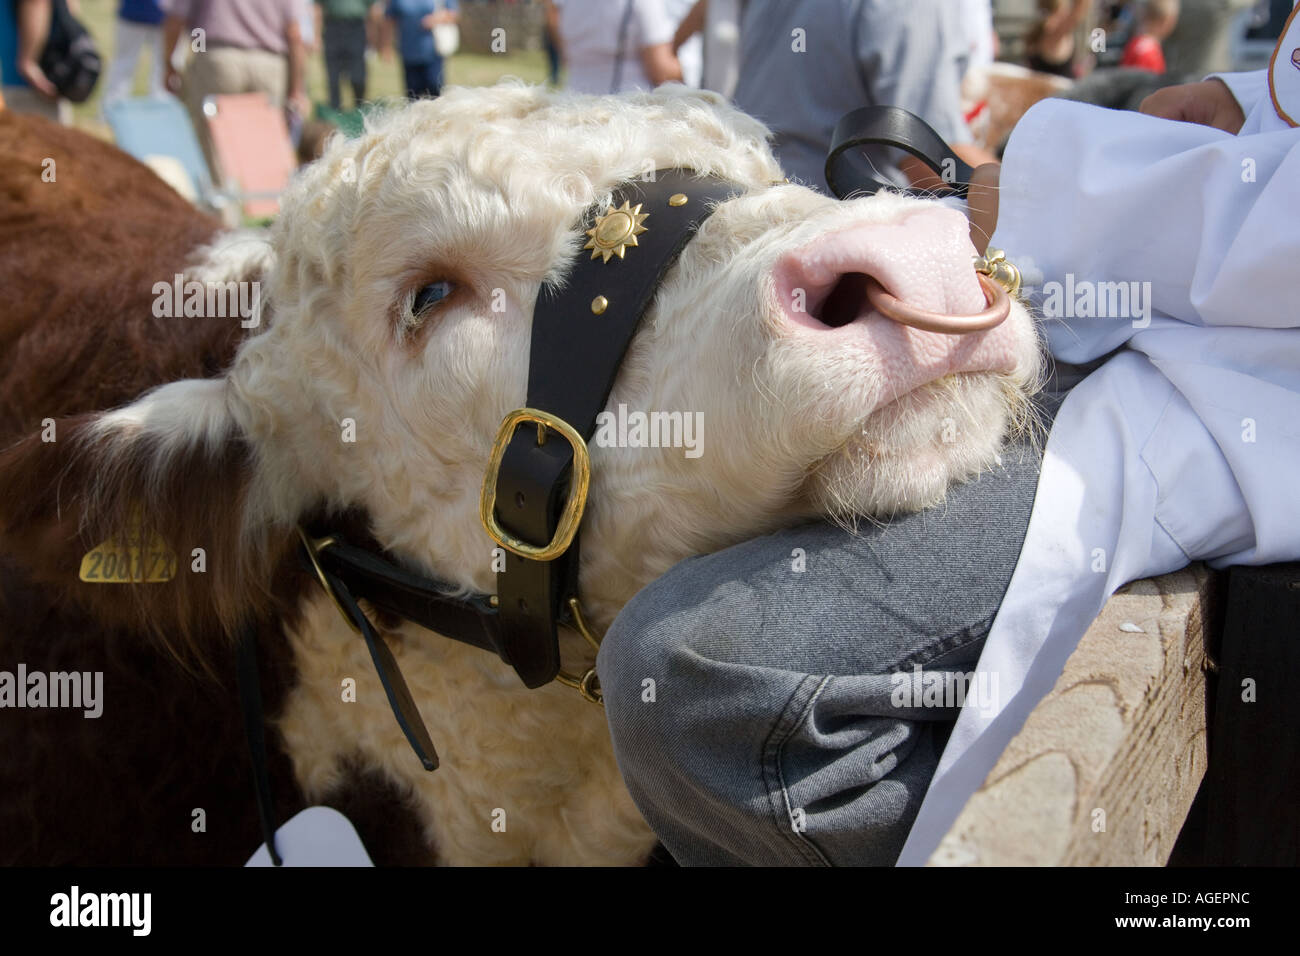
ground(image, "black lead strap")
xmin=235 ymin=622 xmax=282 ymax=866
xmin=825 ymin=105 xmax=975 ymax=200
xmin=318 ymin=564 xmax=440 ymax=771
xmin=296 ymin=528 xmax=440 ymax=772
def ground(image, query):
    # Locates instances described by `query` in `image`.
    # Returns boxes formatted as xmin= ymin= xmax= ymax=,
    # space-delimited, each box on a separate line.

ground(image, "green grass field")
xmin=71 ymin=0 xmax=550 ymax=136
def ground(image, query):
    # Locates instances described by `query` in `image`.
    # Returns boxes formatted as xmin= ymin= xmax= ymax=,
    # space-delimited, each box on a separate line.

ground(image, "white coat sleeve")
xmin=993 ymin=98 xmax=1300 ymax=346
xmin=901 ymin=80 xmax=1300 ymax=866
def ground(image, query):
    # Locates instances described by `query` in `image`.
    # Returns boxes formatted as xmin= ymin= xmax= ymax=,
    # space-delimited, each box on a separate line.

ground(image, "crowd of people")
xmin=0 ymin=0 xmax=463 ymax=124
xmin=0 ymin=0 xmax=1279 ymax=192
xmin=534 ymin=0 xmax=1267 ymax=189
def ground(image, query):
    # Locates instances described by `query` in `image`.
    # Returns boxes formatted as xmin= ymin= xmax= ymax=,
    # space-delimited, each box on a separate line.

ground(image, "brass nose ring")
xmin=864 ymin=271 xmax=1011 ymax=335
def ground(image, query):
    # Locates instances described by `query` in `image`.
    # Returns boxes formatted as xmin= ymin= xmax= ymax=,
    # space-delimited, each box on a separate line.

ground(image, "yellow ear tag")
xmin=78 ymin=516 xmax=177 ymax=583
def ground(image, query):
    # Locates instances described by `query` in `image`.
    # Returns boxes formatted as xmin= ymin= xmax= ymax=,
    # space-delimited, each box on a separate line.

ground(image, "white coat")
xmin=898 ymin=61 xmax=1300 ymax=864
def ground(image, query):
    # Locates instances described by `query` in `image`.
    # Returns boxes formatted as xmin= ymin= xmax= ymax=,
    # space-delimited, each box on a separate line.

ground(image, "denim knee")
xmin=597 ymin=573 xmax=712 ymax=775
xmin=595 ymin=558 xmax=948 ymax=865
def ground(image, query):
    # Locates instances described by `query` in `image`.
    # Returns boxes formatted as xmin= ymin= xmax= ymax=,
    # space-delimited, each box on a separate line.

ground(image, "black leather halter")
xmin=296 ymin=169 xmax=742 ymax=769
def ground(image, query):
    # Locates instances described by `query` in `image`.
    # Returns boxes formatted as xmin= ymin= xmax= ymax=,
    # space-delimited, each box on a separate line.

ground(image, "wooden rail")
xmin=930 ymin=565 xmax=1216 ymax=866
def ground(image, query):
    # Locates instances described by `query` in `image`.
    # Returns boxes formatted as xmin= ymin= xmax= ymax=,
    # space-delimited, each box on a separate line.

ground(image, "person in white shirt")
xmin=544 ymin=0 xmax=681 ymax=94
xmin=901 ymin=44 xmax=1300 ymax=863
xmin=597 ymin=12 xmax=1300 ymax=865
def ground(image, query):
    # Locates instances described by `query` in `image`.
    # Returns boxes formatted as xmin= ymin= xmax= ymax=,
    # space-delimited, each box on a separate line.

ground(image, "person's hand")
xmin=966 ymin=162 xmax=1001 ymax=254
xmin=16 ymin=57 xmax=57 ymax=98
xmin=1139 ymin=79 xmax=1245 ymax=135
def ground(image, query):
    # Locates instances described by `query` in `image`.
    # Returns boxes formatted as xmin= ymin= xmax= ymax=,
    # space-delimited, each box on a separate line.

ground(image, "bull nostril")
xmin=515 ymin=492 xmax=525 ymax=509
xmin=817 ymin=272 xmax=871 ymax=329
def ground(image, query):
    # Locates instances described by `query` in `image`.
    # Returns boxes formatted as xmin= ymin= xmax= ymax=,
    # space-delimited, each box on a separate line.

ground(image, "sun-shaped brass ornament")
xmin=584 ymin=200 xmax=649 ymax=262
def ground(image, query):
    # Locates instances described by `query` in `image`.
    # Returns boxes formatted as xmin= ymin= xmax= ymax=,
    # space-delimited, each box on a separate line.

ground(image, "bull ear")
xmin=0 ymin=378 xmax=297 ymax=664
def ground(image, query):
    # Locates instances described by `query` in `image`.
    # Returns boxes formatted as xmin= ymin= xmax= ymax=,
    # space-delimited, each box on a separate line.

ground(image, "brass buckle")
xmin=479 ymin=408 xmax=591 ymax=562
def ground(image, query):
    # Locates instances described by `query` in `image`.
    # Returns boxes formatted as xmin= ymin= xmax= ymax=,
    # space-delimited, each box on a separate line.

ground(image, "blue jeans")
xmin=402 ymin=58 xmax=443 ymax=100
xmin=597 ymin=401 xmax=1057 ymax=865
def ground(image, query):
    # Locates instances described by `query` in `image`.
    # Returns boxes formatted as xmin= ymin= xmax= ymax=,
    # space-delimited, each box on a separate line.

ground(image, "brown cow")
xmin=0 ymin=112 xmax=427 ymax=864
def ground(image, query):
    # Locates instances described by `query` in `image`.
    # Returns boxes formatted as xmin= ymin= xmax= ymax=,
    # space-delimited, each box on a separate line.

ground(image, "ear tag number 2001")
xmin=79 ymin=523 xmax=177 ymax=584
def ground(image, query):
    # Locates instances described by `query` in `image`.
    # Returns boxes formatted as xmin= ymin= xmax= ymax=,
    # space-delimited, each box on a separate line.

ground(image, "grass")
xmin=70 ymin=0 xmax=550 ymax=137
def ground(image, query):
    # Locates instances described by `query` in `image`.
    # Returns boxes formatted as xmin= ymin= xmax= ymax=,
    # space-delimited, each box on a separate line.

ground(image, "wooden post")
xmin=930 ymin=565 xmax=1216 ymax=866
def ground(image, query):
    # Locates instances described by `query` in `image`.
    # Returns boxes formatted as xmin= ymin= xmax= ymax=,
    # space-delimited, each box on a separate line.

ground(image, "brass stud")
xmin=584 ymin=201 xmax=648 ymax=262
xmin=489 ymin=595 xmax=499 ymax=608
xmin=668 ymin=193 xmax=688 ymax=207
xmin=591 ymin=295 xmax=608 ymax=315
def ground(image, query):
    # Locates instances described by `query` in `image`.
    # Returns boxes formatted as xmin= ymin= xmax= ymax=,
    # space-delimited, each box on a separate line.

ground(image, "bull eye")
xmin=412 ymin=279 xmax=455 ymax=316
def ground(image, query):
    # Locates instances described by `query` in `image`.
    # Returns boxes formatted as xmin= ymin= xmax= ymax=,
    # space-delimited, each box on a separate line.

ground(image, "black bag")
xmin=38 ymin=0 xmax=102 ymax=103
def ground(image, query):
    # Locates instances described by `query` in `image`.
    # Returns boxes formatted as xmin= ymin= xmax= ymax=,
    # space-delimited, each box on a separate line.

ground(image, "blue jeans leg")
xmin=597 ymin=420 xmax=1051 ymax=865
